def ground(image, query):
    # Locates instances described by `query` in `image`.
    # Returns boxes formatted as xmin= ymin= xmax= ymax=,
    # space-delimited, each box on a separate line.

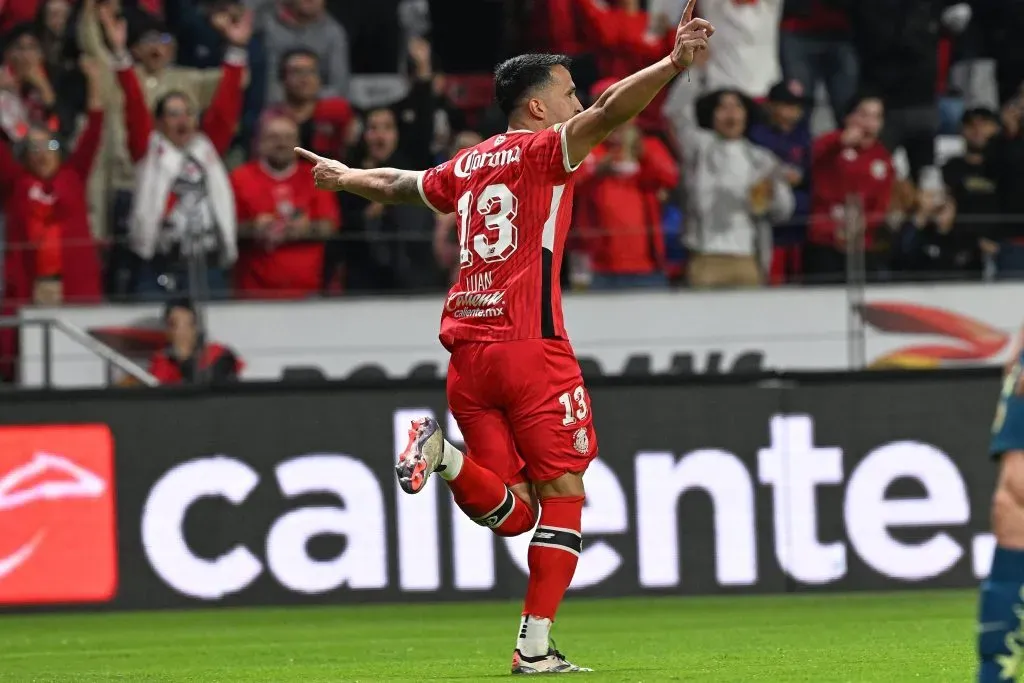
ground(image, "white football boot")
xmin=395 ymin=417 xmax=445 ymax=494
xmin=511 ymin=643 xmax=592 ymax=674
xmin=512 ymin=617 xmax=592 ymax=674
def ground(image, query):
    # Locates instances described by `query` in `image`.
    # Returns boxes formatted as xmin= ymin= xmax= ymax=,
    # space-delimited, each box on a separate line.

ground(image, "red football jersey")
xmin=231 ymin=160 xmax=340 ymax=298
xmin=418 ymin=124 xmax=581 ymax=348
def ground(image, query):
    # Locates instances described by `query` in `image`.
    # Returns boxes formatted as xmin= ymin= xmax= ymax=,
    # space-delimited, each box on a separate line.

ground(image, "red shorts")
xmin=446 ymin=338 xmax=598 ymax=486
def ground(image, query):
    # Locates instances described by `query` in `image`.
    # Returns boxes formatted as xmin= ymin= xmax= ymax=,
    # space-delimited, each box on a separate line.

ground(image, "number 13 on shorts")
xmin=559 ymin=385 xmax=589 ymax=426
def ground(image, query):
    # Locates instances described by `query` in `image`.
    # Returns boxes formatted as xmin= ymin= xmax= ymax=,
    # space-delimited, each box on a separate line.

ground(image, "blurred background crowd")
xmin=1 ymin=0 xmax=1023 ymax=309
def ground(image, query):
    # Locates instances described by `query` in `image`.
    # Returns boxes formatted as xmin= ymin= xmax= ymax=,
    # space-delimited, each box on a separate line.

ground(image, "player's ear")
xmin=527 ymin=97 xmax=546 ymax=122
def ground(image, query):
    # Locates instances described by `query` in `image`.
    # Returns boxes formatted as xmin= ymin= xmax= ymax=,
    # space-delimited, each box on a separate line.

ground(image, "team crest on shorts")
xmin=573 ymin=428 xmax=589 ymax=455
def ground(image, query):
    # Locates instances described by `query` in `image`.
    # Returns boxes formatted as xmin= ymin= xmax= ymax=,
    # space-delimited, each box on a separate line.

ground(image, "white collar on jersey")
xmin=505 ymin=129 xmax=532 ymax=134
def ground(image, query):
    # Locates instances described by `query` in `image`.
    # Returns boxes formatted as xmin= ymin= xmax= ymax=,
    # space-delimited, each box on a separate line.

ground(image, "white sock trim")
xmin=439 ymin=439 xmax=464 ymax=480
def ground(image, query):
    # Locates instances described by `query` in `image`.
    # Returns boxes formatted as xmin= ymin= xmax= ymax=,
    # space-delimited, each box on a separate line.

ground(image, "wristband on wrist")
xmin=669 ymin=53 xmax=686 ymax=73
xmin=224 ymin=45 xmax=248 ymax=66
xmin=112 ymin=51 xmax=133 ymax=70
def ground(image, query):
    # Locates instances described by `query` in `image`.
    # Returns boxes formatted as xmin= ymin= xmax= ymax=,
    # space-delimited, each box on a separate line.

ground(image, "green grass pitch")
xmin=0 ymin=590 xmax=977 ymax=682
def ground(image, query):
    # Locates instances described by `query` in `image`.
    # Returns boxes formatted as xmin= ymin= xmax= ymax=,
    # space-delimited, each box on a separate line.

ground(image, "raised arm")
xmin=201 ymin=9 xmax=253 ymax=154
xmin=115 ymin=64 xmax=154 ymax=163
xmin=77 ymin=0 xmax=113 ymax=62
xmin=100 ymin=5 xmax=153 ymax=163
xmin=562 ymin=0 xmax=713 ymax=168
xmin=200 ymin=50 xmax=247 ymax=154
xmin=64 ymin=57 xmax=105 ymax=178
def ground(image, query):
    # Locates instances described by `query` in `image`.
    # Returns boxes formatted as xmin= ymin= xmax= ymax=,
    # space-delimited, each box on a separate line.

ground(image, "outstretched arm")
xmin=295 ymin=148 xmax=425 ymax=206
xmin=562 ymin=0 xmax=713 ymax=168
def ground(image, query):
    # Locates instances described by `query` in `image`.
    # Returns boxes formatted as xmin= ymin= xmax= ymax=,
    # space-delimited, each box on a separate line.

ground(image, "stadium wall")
xmin=19 ymin=280 xmax=1024 ymax=387
xmin=0 ymin=369 xmax=1002 ymax=610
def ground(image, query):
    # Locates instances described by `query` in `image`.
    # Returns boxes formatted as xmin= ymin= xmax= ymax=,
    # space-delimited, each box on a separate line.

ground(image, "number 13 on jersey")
xmin=456 ymin=183 xmax=520 ymax=268
xmin=559 ymin=386 xmax=589 ymax=426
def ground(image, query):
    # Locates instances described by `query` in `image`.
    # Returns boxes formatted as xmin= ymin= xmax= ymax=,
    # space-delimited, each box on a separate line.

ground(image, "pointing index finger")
xmin=681 ymin=0 xmax=697 ymax=25
xmin=294 ymin=147 xmax=323 ymax=164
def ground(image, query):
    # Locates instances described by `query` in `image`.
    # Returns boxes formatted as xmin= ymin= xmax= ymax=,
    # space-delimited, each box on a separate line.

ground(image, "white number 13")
xmin=559 ymin=386 xmax=589 ymax=426
xmin=456 ymin=183 xmax=519 ymax=268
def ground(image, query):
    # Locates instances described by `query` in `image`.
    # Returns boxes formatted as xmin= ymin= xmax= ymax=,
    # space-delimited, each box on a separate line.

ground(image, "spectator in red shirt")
xmin=528 ymin=0 xmax=615 ymax=59
xmin=257 ymin=47 xmax=354 ymax=161
xmin=1 ymin=55 xmax=103 ymax=308
xmin=806 ymin=93 xmax=895 ymax=283
xmin=528 ymin=0 xmax=586 ymax=56
xmin=575 ymin=116 xmax=678 ymax=290
xmin=613 ymin=1 xmax=680 ymax=71
xmin=148 ymin=298 xmax=242 ymax=385
xmin=602 ymin=1 xmax=675 ymax=132
xmin=595 ymin=0 xmax=648 ymax=80
xmin=0 ymin=55 xmax=102 ymax=381
xmin=231 ymin=114 xmax=339 ymax=298
xmin=525 ymin=0 xmax=617 ymax=100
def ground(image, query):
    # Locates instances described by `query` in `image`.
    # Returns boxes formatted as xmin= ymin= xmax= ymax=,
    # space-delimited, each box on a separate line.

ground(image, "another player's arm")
xmin=294 ymin=148 xmax=427 ymax=207
xmin=563 ymin=0 xmax=714 ymax=168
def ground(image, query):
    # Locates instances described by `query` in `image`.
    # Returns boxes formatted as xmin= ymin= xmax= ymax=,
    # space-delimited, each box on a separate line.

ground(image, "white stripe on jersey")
xmin=542 ymin=185 xmax=565 ymax=252
xmin=557 ymin=123 xmax=584 ymax=174
xmin=416 ymin=170 xmax=443 ymax=215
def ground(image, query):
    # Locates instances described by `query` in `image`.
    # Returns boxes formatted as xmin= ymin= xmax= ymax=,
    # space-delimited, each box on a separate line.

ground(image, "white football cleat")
xmin=511 ymin=646 xmax=593 ymax=674
xmin=395 ymin=417 xmax=445 ymax=494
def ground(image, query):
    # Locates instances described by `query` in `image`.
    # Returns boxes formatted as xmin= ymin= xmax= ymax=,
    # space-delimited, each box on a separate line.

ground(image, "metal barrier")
xmin=844 ymin=193 xmax=868 ymax=370
xmin=0 ymin=316 xmax=158 ymax=388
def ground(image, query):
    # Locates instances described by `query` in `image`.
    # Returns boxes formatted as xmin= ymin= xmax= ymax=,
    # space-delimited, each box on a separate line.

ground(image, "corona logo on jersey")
xmin=445 ymin=290 xmax=507 ymax=319
xmin=0 ymin=425 xmax=117 ymax=605
xmin=453 ymin=147 xmax=522 ymax=179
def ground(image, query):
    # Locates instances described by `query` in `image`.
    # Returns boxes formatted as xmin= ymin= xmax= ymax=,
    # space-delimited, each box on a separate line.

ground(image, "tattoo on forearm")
xmin=390 ymin=170 xmax=425 ymax=206
xmin=345 ymin=168 xmax=426 ymax=207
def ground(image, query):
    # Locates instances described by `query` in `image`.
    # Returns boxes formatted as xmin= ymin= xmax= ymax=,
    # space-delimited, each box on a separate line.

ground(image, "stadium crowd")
xmin=0 ymin=0 xmax=1023 ymax=307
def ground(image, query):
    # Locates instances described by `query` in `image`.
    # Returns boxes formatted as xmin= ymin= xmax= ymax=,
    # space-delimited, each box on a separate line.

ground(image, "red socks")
xmin=522 ymin=495 xmax=584 ymax=620
xmin=445 ymin=459 xmax=584 ymax=650
xmin=446 ymin=454 xmax=536 ymax=537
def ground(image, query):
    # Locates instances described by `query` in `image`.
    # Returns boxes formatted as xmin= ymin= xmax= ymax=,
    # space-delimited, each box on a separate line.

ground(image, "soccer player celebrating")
xmin=296 ymin=0 xmax=713 ymax=673
xmin=980 ymin=330 xmax=1024 ymax=682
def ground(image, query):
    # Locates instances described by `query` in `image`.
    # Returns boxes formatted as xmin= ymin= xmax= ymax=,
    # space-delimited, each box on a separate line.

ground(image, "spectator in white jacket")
xmin=664 ymin=87 xmax=795 ymax=289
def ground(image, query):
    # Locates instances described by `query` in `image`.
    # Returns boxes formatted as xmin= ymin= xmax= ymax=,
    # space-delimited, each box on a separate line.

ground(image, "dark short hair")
xmin=2 ymin=23 xmax=38 ymax=54
xmin=127 ymin=9 xmax=169 ymax=48
xmin=154 ymin=91 xmax=192 ymax=119
xmin=365 ymin=106 xmax=397 ymax=125
xmin=695 ymin=88 xmax=758 ymax=133
xmin=494 ymin=53 xmax=572 ymax=117
xmin=278 ymin=47 xmax=320 ymax=81
xmin=963 ymin=107 xmax=999 ymax=126
xmin=845 ymin=91 xmax=884 ymax=120
xmin=163 ymin=297 xmax=196 ymax=322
